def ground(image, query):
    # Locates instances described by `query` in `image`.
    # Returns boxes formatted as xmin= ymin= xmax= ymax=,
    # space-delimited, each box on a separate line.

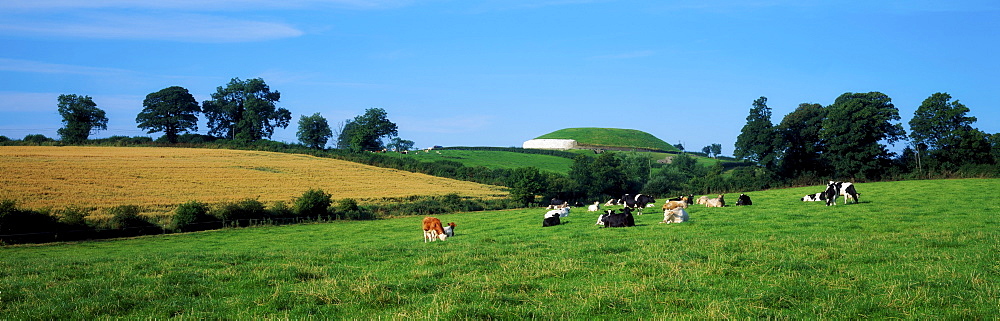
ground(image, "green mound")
xmin=535 ymin=128 xmax=679 ymax=152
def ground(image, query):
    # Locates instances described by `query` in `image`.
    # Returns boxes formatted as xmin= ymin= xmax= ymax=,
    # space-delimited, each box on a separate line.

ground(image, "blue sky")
xmin=2 ymin=0 xmax=998 ymax=154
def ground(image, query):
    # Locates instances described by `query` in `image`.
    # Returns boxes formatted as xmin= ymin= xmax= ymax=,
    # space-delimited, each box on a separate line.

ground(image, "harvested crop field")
xmin=0 ymin=146 xmax=507 ymax=213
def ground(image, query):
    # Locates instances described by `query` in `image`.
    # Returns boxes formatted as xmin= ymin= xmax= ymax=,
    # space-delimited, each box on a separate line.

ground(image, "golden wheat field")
xmin=0 ymin=146 xmax=507 ymax=214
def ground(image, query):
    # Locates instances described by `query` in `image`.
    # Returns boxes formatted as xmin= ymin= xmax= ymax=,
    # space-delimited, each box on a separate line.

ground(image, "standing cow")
xmin=824 ymin=181 xmax=860 ymax=206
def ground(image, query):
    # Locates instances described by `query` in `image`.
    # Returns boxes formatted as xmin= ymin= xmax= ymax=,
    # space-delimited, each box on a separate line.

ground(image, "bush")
xmin=212 ymin=198 xmax=268 ymax=226
xmin=295 ymin=189 xmax=332 ymax=218
xmin=269 ymin=201 xmax=294 ymax=218
xmin=0 ymin=200 xmax=61 ymax=243
xmin=168 ymin=201 xmax=215 ymax=232
xmin=101 ymin=205 xmax=159 ymax=237
xmin=23 ymin=134 xmax=54 ymax=145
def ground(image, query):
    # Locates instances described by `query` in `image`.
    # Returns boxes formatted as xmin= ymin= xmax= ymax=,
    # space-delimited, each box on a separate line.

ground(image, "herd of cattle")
xmin=423 ymin=181 xmax=860 ymax=241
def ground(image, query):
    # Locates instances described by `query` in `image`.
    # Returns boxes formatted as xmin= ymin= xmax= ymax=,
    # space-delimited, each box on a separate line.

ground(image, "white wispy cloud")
xmin=0 ymin=58 xmax=134 ymax=76
xmin=0 ymin=13 xmax=303 ymax=42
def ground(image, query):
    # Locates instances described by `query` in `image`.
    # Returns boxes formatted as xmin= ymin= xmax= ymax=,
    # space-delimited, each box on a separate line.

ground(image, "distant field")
xmin=0 ymin=146 xmax=507 ymax=213
xmin=390 ymin=150 xmax=574 ymax=174
xmin=1 ymin=179 xmax=997 ymax=319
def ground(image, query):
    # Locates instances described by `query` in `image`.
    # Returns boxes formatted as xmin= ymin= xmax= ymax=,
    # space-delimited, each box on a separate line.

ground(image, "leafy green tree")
xmin=569 ymin=152 xmax=628 ymax=199
xmin=296 ymin=113 xmax=333 ymax=149
xmin=508 ymin=167 xmax=546 ymax=206
xmin=387 ymin=137 xmax=415 ymax=152
xmin=734 ymin=96 xmax=779 ymax=170
xmin=136 ymin=86 xmax=200 ymax=143
xmin=701 ymin=146 xmax=712 ymax=156
xmin=710 ymin=143 xmax=722 ymax=158
xmin=776 ymin=103 xmax=828 ymax=179
xmin=821 ymin=92 xmax=906 ymax=180
xmin=202 ymin=78 xmax=291 ymax=142
xmin=339 ymin=108 xmax=398 ymax=152
xmin=908 ymin=92 xmax=993 ymax=170
xmin=57 ymin=94 xmax=108 ymax=144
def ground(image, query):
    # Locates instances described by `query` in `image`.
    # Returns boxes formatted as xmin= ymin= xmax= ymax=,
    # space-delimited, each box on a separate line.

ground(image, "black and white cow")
xmin=621 ymin=193 xmax=656 ymax=214
xmin=824 ymin=181 xmax=860 ymax=206
xmin=667 ymin=194 xmax=695 ymax=206
xmin=801 ymin=192 xmax=827 ymax=202
xmin=736 ymin=193 xmax=752 ymax=206
xmin=600 ymin=208 xmax=636 ymax=228
xmin=542 ymin=209 xmax=561 ymax=227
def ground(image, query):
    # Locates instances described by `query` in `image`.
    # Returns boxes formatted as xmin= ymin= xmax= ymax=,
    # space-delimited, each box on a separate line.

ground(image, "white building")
xmin=522 ymin=139 xmax=578 ymax=150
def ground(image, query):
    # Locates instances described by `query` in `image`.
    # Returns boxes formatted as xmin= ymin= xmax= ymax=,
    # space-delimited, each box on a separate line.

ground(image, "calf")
xmin=696 ymin=195 xmax=710 ymax=205
xmin=587 ymin=201 xmax=601 ymax=212
xmin=422 ymin=217 xmax=448 ymax=242
xmin=604 ymin=198 xmax=620 ymax=206
xmin=824 ymin=181 xmax=860 ymax=206
xmin=705 ymin=194 xmax=725 ymax=208
xmin=661 ymin=207 xmax=689 ymax=224
xmin=736 ymin=194 xmax=752 ymax=206
xmin=442 ymin=222 xmax=456 ymax=237
xmin=801 ymin=192 xmax=826 ymax=202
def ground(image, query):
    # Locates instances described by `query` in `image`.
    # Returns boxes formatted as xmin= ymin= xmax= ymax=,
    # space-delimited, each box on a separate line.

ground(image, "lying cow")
xmin=542 ymin=209 xmax=562 ymax=227
xmin=587 ymin=201 xmax=601 ymax=212
xmin=696 ymin=195 xmax=710 ymax=205
xmin=546 ymin=206 xmax=570 ymax=218
xmin=825 ymin=181 xmax=860 ymax=206
xmin=736 ymin=193 xmax=752 ymax=206
xmin=546 ymin=198 xmax=568 ymax=209
xmin=667 ymin=194 xmax=695 ymax=206
xmin=600 ymin=208 xmax=636 ymax=228
xmin=705 ymin=194 xmax=725 ymax=208
xmin=801 ymin=192 xmax=827 ymax=202
xmin=662 ymin=197 xmax=689 ymax=210
xmin=661 ymin=207 xmax=689 ymax=224
xmin=422 ymin=217 xmax=448 ymax=242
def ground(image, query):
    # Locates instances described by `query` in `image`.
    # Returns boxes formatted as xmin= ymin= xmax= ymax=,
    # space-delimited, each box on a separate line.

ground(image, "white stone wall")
xmin=522 ymin=139 xmax=578 ymax=150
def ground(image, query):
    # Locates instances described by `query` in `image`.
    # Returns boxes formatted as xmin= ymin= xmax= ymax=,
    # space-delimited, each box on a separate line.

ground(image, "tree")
xmin=202 ymin=78 xmax=291 ymax=142
xmin=776 ymin=103 xmax=827 ymax=179
xmin=339 ymin=108 xmax=398 ymax=152
xmin=296 ymin=113 xmax=333 ymax=149
xmin=734 ymin=96 xmax=779 ymax=170
xmin=908 ymin=92 xmax=993 ymax=170
xmin=710 ymin=143 xmax=722 ymax=158
xmin=701 ymin=146 xmax=712 ymax=156
xmin=387 ymin=137 xmax=415 ymax=152
xmin=136 ymin=86 xmax=200 ymax=143
xmin=821 ymin=92 xmax=906 ymax=180
xmin=57 ymin=94 xmax=108 ymax=144
xmin=508 ymin=167 xmax=546 ymax=206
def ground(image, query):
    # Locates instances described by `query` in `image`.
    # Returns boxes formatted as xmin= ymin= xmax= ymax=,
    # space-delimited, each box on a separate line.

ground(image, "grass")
xmin=2 ymin=178 xmax=997 ymax=318
xmin=389 ymin=149 xmax=575 ymax=174
xmin=0 ymin=146 xmax=506 ymax=215
xmin=536 ymin=127 xmax=680 ymax=152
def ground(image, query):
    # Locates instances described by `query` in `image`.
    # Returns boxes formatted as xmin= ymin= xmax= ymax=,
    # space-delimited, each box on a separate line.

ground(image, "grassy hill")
xmin=0 ymin=146 xmax=507 ymax=214
xmin=535 ymin=127 xmax=681 ymax=152
xmin=2 ymin=178 xmax=997 ymax=319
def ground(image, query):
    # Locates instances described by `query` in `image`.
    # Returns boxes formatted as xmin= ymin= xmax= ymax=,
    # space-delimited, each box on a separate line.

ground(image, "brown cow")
xmin=422 ymin=217 xmax=448 ymax=242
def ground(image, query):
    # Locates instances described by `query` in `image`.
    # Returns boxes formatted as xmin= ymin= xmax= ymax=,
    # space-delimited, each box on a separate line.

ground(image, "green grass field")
xmin=391 ymin=150 xmax=575 ymax=174
xmin=2 ymin=179 xmax=998 ymax=319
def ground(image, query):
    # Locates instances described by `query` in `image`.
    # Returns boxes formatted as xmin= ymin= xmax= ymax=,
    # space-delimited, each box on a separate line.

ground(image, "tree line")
xmin=734 ymin=92 xmax=998 ymax=183
xmin=0 ymin=78 xmax=406 ymax=152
